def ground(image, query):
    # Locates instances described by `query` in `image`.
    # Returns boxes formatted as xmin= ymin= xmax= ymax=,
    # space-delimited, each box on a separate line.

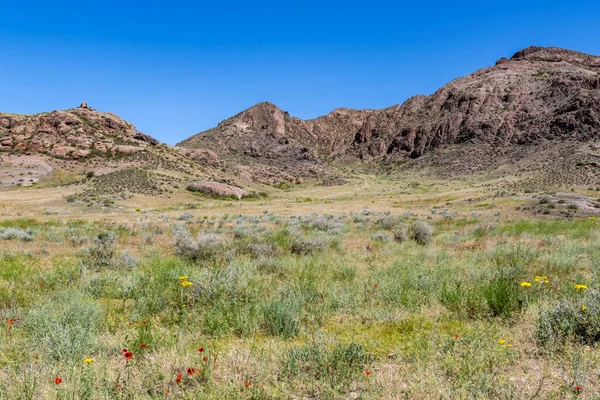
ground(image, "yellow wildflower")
xmin=506 ymin=344 xmax=513 ymax=348
xmin=178 ymin=276 xmax=188 ymax=280
xmin=83 ymin=358 xmax=94 ymax=363
xmin=582 ymin=304 xmax=587 ymax=311
xmin=181 ymin=281 xmax=193 ymax=288
xmin=498 ymin=339 xmax=506 ymax=345
xmin=182 ymin=304 xmax=187 ymax=308
xmin=520 ymin=281 xmax=532 ymax=287
xmin=574 ymin=284 xmax=589 ymax=290
xmin=535 ymin=276 xmax=543 ymax=282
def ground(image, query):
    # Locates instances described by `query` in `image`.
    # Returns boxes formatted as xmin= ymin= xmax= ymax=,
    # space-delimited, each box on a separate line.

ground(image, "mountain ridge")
xmin=177 ymin=45 xmax=600 ymax=184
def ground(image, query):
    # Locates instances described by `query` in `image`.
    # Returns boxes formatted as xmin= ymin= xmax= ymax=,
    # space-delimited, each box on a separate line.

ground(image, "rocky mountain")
xmin=0 ymin=104 xmax=216 ymax=195
xmin=0 ymin=104 xmax=159 ymax=159
xmin=178 ymin=46 xmax=600 ymax=184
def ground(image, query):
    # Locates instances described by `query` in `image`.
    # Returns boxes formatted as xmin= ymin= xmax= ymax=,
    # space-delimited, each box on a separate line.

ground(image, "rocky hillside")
xmin=179 ymin=46 xmax=600 ymax=184
xmin=0 ymin=105 xmax=159 ymax=159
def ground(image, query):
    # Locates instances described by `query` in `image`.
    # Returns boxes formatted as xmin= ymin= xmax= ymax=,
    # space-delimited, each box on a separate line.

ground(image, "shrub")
xmin=24 ymin=291 xmax=101 ymax=361
xmin=409 ymin=221 xmax=434 ymax=245
xmin=290 ymin=233 xmax=334 ymax=255
xmin=86 ymin=232 xmax=117 ymax=267
xmin=536 ymin=290 xmax=600 ymax=346
xmin=371 ymin=232 xmax=391 ymax=242
xmin=392 ymin=227 xmax=408 ymax=242
xmin=174 ymin=230 xmax=225 ymax=261
xmin=483 ymin=271 xmax=524 ymax=318
xmin=282 ymin=342 xmax=372 ymax=390
xmin=0 ymin=227 xmax=34 ymax=241
xmin=177 ymin=212 xmax=194 ymax=221
xmin=261 ymin=296 xmax=302 ymax=338
xmin=375 ymin=214 xmax=404 ymax=230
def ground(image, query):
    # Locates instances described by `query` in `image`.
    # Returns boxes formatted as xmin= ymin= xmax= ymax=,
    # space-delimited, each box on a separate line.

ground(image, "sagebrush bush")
xmin=409 ymin=221 xmax=434 ymax=245
xmin=375 ymin=214 xmax=404 ymax=230
xmin=393 ymin=226 xmax=408 ymax=242
xmin=174 ymin=230 xmax=225 ymax=261
xmin=24 ymin=291 xmax=101 ymax=361
xmin=86 ymin=231 xmax=117 ymax=267
xmin=0 ymin=227 xmax=34 ymax=241
xmin=261 ymin=295 xmax=302 ymax=338
xmin=290 ymin=233 xmax=334 ymax=255
xmin=536 ymin=290 xmax=600 ymax=346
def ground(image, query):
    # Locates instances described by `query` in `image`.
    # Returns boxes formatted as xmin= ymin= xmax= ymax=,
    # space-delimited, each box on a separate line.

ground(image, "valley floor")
xmin=1 ymin=177 xmax=600 ymax=399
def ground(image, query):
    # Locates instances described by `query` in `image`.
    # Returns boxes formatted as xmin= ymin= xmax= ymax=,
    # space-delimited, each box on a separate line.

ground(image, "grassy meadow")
xmin=1 ymin=179 xmax=600 ymax=399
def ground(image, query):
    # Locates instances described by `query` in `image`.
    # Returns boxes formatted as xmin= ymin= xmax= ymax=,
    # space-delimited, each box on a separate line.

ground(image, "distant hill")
xmin=179 ymin=46 xmax=600 ymax=187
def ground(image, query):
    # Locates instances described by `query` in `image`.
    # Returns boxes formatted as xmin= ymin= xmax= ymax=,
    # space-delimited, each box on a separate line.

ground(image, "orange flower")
xmin=365 ymin=370 xmax=371 ymax=376
xmin=245 ymin=381 xmax=252 ymax=387
xmin=123 ymin=351 xmax=133 ymax=359
xmin=454 ymin=334 xmax=460 ymax=339
xmin=55 ymin=377 xmax=62 ymax=385
xmin=7 ymin=318 xmax=13 ymax=326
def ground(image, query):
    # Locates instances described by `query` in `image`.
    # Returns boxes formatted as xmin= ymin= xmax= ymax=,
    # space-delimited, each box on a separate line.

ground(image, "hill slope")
xmin=179 ymin=46 xmax=600 ymax=185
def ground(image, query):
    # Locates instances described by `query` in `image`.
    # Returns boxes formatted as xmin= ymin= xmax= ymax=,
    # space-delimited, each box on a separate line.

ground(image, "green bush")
xmin=282 ymin=342 xmax=372 ymax=390
xmin=483 ymin=271 xmax=525 ymax=318
xmin=409 ymin=221 xmax=434 ymax=245
xmin=261 ymin=295 xmax=302 ymax=338
xmin=536 ymin=290 xmax=600 ymax=346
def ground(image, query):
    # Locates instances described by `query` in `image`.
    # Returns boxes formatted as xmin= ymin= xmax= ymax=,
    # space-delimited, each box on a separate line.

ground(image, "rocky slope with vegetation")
xmin=179 ymin=46 xmax=600 ymax=184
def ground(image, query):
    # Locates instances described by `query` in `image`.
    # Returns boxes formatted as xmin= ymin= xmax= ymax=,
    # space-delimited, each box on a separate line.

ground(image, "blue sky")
xmin=1 ymin=1 xmax=599 ymax=144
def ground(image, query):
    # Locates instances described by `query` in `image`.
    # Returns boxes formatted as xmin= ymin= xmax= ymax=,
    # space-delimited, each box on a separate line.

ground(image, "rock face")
xmin=179 ymin=46 xmax=600 ymax=171
xmin=0 ymin=107 xmax=159 ymax=160
xmin=187 ymin=181 xmax=248 ymax=199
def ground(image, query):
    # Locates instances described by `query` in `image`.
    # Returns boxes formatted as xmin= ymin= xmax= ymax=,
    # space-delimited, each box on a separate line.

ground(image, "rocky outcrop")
xmin=0 ymin=107 xmax=159 ymax=160
xmin=186 ymin=181 xmax=247 ymax=199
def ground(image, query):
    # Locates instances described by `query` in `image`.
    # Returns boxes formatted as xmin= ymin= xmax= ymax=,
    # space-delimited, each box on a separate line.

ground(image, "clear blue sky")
xmin=1 ymin=1 xmax=599 ymax=144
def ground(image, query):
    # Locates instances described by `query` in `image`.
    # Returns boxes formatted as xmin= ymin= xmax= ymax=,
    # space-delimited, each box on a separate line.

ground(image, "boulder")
xmin=187 ymin=181 xmax=247 ymax=199
xmin=71 ymin=149 xmax=91 ymax=159
xmin=114 ymin=145 xmax=143 ymax=154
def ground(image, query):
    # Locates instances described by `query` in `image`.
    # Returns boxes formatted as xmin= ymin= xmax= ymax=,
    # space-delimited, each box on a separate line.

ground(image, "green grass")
xmin=1 ymin=214 xmax=600 ymax=398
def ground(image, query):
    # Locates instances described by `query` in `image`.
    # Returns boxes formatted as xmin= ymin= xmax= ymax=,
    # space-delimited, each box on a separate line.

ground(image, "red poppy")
xmin=202 ymin=356 xmax=208 ymax=362
xmin=123 ymin=351 xmax=133 ymax=359
xmin=244 ymin=381 xmax=252 ymax=387
xmin=374 ymin=284 xmax=378 ymax=289
xmin=140 ymin=344 xmax=147 ymax=349
xmin=186 ymin=367 xmax=195 ymax=375
xmin=116 ymin=385 xmax=121 ymax=390
xmin=7 ymin=318 xmax=13 ymax=326
xmin=365 ymin=370 xmax=371 ymax=376
xmin=471 ymin=307 xmax=476 ymax=311
xmin=577 ymin=386 xmax=582 ymax=392
xmin=142 ymin=321 xmax=147 ymax=325
xmin=454 ymin=334 xmax=460 ymax=339
xmin=121 ymin=348 xmax=127 ymax=354
xmin=198 ymin=347 xmax=204 ymax=353
xmin=176 ymin=374 xmax=182 ymax=384
xmin=55 ymin=377 xmax=62 ymax=385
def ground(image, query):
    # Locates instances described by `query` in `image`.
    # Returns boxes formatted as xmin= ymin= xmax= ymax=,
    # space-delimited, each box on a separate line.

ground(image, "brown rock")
xmin=71 ymin=149 xmax=90 ymax=159
xmin=187 ymin=181 xmax=247 ymax=199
